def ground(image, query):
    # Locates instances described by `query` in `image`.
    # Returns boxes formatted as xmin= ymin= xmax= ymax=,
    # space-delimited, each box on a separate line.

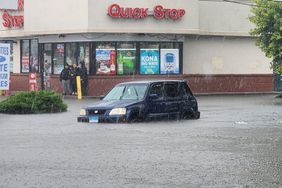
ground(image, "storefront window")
xmin=117 ymin=43 xmax=136 ymax=75
xmin=78 ymin=43 xmax=90 ymax=74
xmin=20 ymin=39 xmax=39 ymax=73
xmin=160 ymin=43 xmax=175 ymax=49
xmin=38 ymin=41 xmax=181 ymax=76
xmin=21 ymin=40 xmax=30 ymax=73
xmin=95 ymin=42 xmax=116 ymax=75
xmin=30 ymin=39 xmax=39 ymax=73
xmin=53 ymin=44 xmax=65 ymax=74
xmin=140 ymin=43 xmax=160 ymax=75
xmin=43 ymin=44 xmax=52 ymax=74
xmin=66 ymin=43 xmax=77 ymax=66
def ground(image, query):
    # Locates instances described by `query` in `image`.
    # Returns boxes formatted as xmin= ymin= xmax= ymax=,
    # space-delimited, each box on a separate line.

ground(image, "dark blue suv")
xmin=77 ymin=80 xmax=200 ymax=123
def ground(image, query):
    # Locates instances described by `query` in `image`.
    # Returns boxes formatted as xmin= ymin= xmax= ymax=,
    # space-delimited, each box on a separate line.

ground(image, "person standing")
xmin=60 ymin=64 xmax=71 ymax=95
xmin=80 ymin=61 xmax=88 ymax=96
xmin=70 ymin=64 xmax=80 ymax=95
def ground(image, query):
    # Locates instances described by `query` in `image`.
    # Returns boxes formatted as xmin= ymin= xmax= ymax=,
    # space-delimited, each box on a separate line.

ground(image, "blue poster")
xmin=160 ymin=49 xmax=179 ymax=74
xmin=0 ymin=43 xmax=10 ymax=90
xmin=140 ymin=49 xmax=159 ymax=75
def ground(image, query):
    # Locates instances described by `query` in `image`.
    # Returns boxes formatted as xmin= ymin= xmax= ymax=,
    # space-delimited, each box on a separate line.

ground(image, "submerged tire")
xmin=182 ymin=110 xmax=200 ymax=120
xmin=128 ymin=111 xmax=140 ymax=123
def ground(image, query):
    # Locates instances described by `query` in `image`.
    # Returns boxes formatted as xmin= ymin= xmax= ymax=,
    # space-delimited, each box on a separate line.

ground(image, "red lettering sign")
xmin=108 ymin=4 xmax=149 ymax=19
xmin=2 ymin=11 xmax=24 ymax=28
xmin=1 ymin=0 xmax=24 ymax=28
xmin=108 ymin=4 xmax=185 ymax=20
xmin=18 ymin=0 xmax=24 ymax=11
xmin=154 ymin=5 xmax=185 ymax=20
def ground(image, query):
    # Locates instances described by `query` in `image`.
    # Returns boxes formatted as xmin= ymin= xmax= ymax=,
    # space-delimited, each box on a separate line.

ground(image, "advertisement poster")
xmin=0 ymin=43 xmax=10 ymax=90
xmin=21 ymin=56 xmax=29 ymax=73
xmin=160 ymin=49 xmax=179 ymax=74
xmin=140 ymin=49 xmax=159 ymax=74
xmin=117 ymin=49 xmax=136 ymax=75
xmin=96 ymin=49 xmax=116 ymax=75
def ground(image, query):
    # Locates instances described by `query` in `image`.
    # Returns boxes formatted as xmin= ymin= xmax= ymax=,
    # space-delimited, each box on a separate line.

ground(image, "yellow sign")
xmin=76 ymin=76 xmax=82 ymax=100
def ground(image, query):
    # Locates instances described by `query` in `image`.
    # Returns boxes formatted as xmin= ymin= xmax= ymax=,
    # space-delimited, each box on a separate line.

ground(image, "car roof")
xmin=117 ymin=80 xmax=187 ymax=85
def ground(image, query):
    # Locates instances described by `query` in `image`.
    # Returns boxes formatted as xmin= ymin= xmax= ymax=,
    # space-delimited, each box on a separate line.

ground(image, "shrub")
xmin=0 ymin=91 xmax=67 ymax=114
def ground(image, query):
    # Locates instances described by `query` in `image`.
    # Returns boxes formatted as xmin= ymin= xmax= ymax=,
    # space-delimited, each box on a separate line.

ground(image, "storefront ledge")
xmin=194 ymin=91 xmax=282 ymax=97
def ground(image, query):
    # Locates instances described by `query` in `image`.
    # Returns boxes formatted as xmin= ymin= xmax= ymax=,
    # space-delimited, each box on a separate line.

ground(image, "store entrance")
xmin=42 ymin=44 xmax=52 ymax=90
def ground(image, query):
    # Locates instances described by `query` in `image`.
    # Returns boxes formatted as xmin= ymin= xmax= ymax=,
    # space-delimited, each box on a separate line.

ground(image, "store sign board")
xmin=108 ymin=4 xmax=185 ymax=20
xmin=140 ymin=49 xmax=159 ymax=75
xmin=0 ymin=43 xmax=10 ymax=90
xmin=1 ymin=0 xmax=24 ymax=28
xmin=0 ymin=0 xmax=18 ymax=10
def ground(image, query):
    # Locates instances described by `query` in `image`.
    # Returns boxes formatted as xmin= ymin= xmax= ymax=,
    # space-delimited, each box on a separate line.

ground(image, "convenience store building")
xmin=0 ymin=0 xmax=274 ymax=96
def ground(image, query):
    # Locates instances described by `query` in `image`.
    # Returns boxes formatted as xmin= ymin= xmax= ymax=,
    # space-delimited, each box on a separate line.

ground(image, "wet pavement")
xmin=0 ymin=94 xmax=282 ymax=187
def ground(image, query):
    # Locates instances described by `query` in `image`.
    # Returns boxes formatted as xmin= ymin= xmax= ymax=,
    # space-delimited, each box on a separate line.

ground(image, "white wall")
xmin=0 ymin=0 xmax=18 ymax=10
xmin=24 ymin=0 xmax=89 ymax=34
xmin=183 ymin=37 xmax=272 ymax=74
xmin=199 ymin=1 xmax=253 ymax=36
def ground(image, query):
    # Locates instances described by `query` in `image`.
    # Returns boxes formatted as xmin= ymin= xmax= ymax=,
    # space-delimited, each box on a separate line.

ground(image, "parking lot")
xmin=0 ymin=94 xmax=282 ymax=187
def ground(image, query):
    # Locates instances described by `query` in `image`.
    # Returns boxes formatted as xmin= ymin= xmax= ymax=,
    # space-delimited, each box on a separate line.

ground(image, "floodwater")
xmin=0 ymin=94 xmax=281 ymax=187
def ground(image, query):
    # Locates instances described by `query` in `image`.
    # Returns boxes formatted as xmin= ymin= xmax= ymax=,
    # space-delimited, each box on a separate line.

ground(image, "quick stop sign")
xmin=108 ymin=4 xmax=185 ymax=20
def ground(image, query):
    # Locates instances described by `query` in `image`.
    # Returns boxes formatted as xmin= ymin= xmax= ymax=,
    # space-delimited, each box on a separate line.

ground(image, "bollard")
xmin=76 ymin=76 xmax=82 ymax=100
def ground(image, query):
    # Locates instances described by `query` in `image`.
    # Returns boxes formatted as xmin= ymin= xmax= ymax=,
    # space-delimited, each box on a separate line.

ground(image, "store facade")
xmin=0 ymin=0 xmax=274 ymax=96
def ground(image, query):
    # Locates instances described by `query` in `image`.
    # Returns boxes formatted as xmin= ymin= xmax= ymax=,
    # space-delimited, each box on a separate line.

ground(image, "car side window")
xmin=164 ymin=83 xmax=180 ymax=98
xmin=149 ymin=83 xmax=163 ymax=99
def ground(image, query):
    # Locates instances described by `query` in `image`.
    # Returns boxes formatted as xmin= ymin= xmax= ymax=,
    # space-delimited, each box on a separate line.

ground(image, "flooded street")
xmin=0 ymin=94 xmax=282 ymax=187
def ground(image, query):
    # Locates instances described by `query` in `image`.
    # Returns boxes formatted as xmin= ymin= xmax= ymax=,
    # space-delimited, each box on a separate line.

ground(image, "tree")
xmin=249 ymin=0 xmax=282 ymax=74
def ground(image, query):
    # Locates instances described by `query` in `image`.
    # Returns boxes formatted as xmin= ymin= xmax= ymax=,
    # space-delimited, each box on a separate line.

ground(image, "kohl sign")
xmin=0 ymin=43 xmax=10 ymax=90
xmin=108 ymin=4 xmax=185 ymax=20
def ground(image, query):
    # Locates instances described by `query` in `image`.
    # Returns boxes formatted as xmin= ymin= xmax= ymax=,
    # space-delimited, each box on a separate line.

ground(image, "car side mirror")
xmin=149 ymin=94 xmax=158 ymax=100
xmin=99 ymin=95 xmax=105 ymax=100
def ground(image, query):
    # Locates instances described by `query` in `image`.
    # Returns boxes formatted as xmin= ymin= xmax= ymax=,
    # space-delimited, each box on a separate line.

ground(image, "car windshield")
xmin=103 ymin=84 xmax=148 ymax=101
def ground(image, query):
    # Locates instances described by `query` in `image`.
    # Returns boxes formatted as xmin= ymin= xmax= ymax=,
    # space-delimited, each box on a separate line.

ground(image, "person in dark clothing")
xmin=60 ymin=64 xmax=71 ymax=95
xmin=70 ymin=64 xmax=80 ymax=95
xmin=79 ymin=61 xmax=88 ymax=96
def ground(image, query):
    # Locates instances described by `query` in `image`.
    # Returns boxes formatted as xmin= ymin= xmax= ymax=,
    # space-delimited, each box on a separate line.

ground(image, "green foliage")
xmin=0 ymin=91 xmax=67 ymax=114
xmin=250 ymin=0 xmax=282 ymax=73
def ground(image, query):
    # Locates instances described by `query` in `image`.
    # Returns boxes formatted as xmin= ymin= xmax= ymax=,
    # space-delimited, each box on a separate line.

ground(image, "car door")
xmin=163 ymin=82 xmax=181 ymax=117
xmin=181 ymin=82 xmax=197 ymax=113
xmin=146 ymin=82 xmax=166 ymax=119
